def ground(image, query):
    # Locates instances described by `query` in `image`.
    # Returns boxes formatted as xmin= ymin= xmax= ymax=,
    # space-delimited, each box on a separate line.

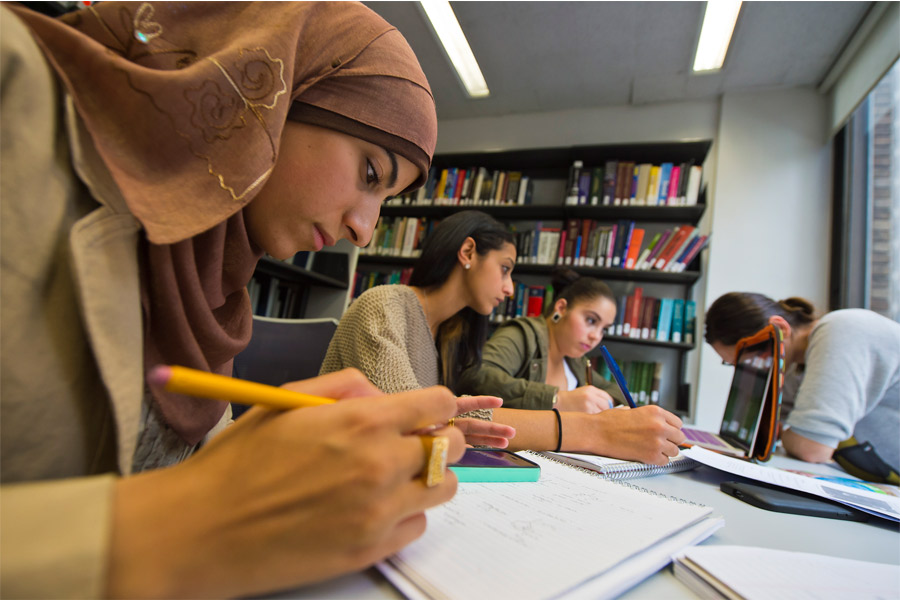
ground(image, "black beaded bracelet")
xmin=551 ymin=408 xmax=562 ymax=452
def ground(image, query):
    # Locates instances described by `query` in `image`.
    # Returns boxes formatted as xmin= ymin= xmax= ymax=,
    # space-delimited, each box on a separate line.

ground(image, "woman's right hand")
xmin=576 ymin=405 xmax=685 ymax=465
xmin=556 ymin=385 xmax=614 ymax=413
xmin=107 ymin=369 xmax=465 ymax=599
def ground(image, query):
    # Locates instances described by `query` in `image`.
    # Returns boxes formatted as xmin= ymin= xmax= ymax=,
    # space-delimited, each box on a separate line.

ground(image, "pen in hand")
xmin=598 ymin=345 xmax=638 ymax=409
xmin=585 ymin=358 xmax=593 ymax=386
xmin=148 ymin=364 xmax=335 ymax=410
xmin=148 ymin=365 xmax=455 ymax=488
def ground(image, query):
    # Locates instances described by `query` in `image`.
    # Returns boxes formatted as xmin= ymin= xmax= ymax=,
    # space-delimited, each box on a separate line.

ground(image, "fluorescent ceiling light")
xmin=420 ymin=0 xmax=490 ymax=98
xmin=693 ymin=0 xmax=742 ymax=72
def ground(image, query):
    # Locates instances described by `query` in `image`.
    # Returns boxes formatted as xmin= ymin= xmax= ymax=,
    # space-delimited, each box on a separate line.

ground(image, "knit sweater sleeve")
xmin=320 ymin=286 xmax=434 ymax=394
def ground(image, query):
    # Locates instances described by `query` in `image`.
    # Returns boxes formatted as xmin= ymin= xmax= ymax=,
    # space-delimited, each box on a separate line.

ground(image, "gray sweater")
xmin=785 ymin=309 xmax=900 ymax=470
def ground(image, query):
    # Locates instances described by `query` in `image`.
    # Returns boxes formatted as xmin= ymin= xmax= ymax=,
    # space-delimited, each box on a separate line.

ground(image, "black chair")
xmin=231 ymin=316 xmax=339 ymax=418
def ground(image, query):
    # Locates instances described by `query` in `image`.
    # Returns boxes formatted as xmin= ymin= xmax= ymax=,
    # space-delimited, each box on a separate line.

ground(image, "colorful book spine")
xmin=683 ymin=300 xmax=697 ymax=345
xmin=670 ymin=298 xmax=685 ymax=343
xmin=675 ymin=234 xmax=708 ymax=272
xmin=602 ymin=160 xmax=618 ymax=205
xmin=656 ymin=298 xmax=674 ymax=342
xmin=666 ymin=166 xmax=681 ymax=206
xmin=656 ymin=163 xmax=673 ymax=206
xmin=527 ymin=286 xmax=545 ymax=317
xmin=589 ymin=167 xmax=604 ymax=206
xmin=624 ymin=228 xmax=645 ymax=270
xmin=641 ymin=229 xmax=672 ymax=270
xmin=634 ymin=231 xmax=662 ymax=270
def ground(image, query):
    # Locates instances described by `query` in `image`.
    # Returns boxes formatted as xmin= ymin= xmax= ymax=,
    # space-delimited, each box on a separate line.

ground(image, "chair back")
xmin=232 ymin=316 xmax=339 ymax=416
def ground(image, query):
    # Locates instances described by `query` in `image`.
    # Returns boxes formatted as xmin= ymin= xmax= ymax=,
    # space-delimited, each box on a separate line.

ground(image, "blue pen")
xmin=598 ymin=345 xmax=637 ymax=408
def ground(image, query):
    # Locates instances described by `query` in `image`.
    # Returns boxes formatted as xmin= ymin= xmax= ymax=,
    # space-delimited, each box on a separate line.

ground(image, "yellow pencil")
xmin=148 ymin=365 xmax=335 ymax=410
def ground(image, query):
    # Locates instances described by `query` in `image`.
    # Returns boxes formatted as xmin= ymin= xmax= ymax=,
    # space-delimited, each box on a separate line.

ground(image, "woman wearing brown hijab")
xmin=0 ymin=3 xmax=465 ymax=598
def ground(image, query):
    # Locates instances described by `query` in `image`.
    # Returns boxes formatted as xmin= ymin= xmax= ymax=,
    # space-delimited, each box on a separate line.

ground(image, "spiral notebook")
xmin=378 ymin=452 xmax=723 ymax=600
xmin=539 ymin=450 xmax=699 ymax=480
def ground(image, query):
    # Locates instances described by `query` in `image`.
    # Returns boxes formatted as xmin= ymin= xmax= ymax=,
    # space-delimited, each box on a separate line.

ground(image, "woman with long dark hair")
xmin=323 ymin=211 xmax=686 ymax=462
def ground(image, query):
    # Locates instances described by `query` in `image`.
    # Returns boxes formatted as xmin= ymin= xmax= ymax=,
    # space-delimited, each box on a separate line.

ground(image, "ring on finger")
xmin=420 ymin=434 xmax=449 ymax=487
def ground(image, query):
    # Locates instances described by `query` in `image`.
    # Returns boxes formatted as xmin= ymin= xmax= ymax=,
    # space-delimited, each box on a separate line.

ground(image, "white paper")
xmin=673 ymin=545 xmax=900 ymax=600
xmin=382 ymin=453 xmax=715 ymax=600
xmin=682 ymin=446 xmax=900 ymax=521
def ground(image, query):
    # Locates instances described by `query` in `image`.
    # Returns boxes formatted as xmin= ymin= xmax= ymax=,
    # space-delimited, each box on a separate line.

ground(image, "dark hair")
xmin=545 ymin=267 xmax=616 ymax=317
xmin=409 ymin=211 xmax=515 ymax=391
xmin=704 ymin=292 xmax=817 ymax=345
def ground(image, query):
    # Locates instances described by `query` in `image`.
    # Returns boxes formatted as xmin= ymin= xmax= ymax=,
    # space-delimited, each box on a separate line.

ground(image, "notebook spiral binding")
xmin=525 ymin=451 xmax=706 ymax=507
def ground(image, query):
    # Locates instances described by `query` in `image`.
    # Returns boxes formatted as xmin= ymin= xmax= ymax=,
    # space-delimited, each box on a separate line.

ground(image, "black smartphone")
xmin=720 ymin=481 xmax=868 ymax=522
xmin=449 ymin=449 xmax=541 ymax=482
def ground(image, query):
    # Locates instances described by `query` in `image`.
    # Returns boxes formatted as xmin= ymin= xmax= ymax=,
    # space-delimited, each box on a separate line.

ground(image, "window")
xmin=831 ymin=59 xmax=900 ymax=322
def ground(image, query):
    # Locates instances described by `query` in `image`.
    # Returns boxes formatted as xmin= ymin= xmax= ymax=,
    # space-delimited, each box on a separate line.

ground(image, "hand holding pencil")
xmin=114 ymin=367 xmax=465 ymax=598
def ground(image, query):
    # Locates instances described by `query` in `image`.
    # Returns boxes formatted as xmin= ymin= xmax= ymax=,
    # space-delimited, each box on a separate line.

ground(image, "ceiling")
xmin=363 ymin=1 xmax=874 ymax=121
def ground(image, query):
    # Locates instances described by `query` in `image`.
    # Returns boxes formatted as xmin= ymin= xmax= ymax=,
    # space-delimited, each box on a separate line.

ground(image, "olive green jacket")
xmin=457 ymin=317 xmax=625 ymax=409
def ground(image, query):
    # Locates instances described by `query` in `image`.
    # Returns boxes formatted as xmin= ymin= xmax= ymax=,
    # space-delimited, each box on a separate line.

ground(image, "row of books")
xmin=248 ymin=276 xmax=304 ymax=319
xmin=361 ymin=216 xmax=435 ymax=258
xmin=609 ymin=290 xmax=697 ymax=344
xmin=565 ymin=160 xmax=702 ymax=207
xmin=352 ymin=267 xmax=413 ymax=299
xmin=389 ymin=167 xmax=535 ymax=207
xmin=350 ymin=275 xmax=696 ymax=349
xmin=385 ymin=158 xmax=701 ymax=208
xmin=516 ymin=219 xmax=708 ymax=272
xmin=489 ymin=283 xmax=555 ymax=324
xmin=595 ymin=359 xmax=663 ymax=406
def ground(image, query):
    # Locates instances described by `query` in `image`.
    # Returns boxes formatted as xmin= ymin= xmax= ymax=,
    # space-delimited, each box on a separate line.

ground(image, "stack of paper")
xmin=672 ymin=545 xmax=900 ymax=600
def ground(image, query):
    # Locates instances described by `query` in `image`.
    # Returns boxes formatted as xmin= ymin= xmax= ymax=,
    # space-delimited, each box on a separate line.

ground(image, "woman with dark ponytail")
xmin=323 ymin=212 xmax=686 ymax=465
xmin=457 ymin=267 xmax=625 ymax=412
xmin=705 ymin=292 xmax=899 ymax=480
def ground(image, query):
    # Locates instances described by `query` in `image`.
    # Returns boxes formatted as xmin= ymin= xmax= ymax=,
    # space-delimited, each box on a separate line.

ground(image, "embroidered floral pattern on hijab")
xmin=8 ymin=1 xmax=437 ymax=447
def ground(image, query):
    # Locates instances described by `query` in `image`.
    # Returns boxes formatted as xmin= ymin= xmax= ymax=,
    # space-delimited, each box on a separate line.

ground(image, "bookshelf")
xmin=249 ymin=240 xmax=359 ymax=321
xmin=354 ymin=141 xmax=712 ymax=417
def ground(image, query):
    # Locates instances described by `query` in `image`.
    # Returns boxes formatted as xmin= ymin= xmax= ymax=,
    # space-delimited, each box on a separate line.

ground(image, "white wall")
xmin=435 ymin=100 xmax=719 ymax=153
xmin=435 ymin=90 xmax=831 ymax=427
xmin=694 ymin=87 xmax=831 ymax=430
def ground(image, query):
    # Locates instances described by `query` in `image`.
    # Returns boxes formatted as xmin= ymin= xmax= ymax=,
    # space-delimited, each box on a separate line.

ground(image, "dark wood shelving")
xmin=601 ymin=334 xmax=694 ymax=351
xmin=357 ymin=255 xmax=701 ymax=284
xmin=429 ymin=140 xmax=713 ymax=181
xmin=255 ymin=256 xmax=347 ymax=289
xmin=380 ymin=203 xmax=706 ymax=223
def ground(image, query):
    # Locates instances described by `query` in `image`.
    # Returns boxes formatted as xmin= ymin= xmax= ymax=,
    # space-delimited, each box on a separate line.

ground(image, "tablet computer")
xmin=720 ymin=481 xmax=868 ymax=522
xmin=450 ymin=449 xmax=541 ymax=482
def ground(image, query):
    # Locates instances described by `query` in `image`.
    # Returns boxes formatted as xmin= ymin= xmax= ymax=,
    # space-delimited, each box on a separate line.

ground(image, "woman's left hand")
xmin=455 ymin=395 xmax=516 ymax=448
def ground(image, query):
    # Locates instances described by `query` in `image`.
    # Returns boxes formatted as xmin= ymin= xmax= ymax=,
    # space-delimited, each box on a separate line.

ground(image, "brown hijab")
xmin=11 ymin=1 xmax=437 ymax=445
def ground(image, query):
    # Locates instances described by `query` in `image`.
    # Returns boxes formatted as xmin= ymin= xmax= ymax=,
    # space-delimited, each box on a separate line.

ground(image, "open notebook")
xmin=379 ymin=452 xmax=723 ymax=600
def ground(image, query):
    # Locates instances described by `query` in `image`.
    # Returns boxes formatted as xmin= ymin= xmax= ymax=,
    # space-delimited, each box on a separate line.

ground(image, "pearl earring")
xmin=551 ymin=312 xmax=561 ymax=322
xmin=464 ymin=263 xmax=471 ymax=270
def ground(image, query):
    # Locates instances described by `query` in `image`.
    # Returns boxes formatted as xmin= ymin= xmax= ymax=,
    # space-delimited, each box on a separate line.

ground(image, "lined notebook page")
xmin=386 ymin=452 xmax=712 ymax=600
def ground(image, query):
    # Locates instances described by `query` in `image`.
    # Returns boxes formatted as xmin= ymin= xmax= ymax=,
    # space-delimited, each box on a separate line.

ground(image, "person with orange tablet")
xmin=705 ymin=292 xmax=899 ymax=483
